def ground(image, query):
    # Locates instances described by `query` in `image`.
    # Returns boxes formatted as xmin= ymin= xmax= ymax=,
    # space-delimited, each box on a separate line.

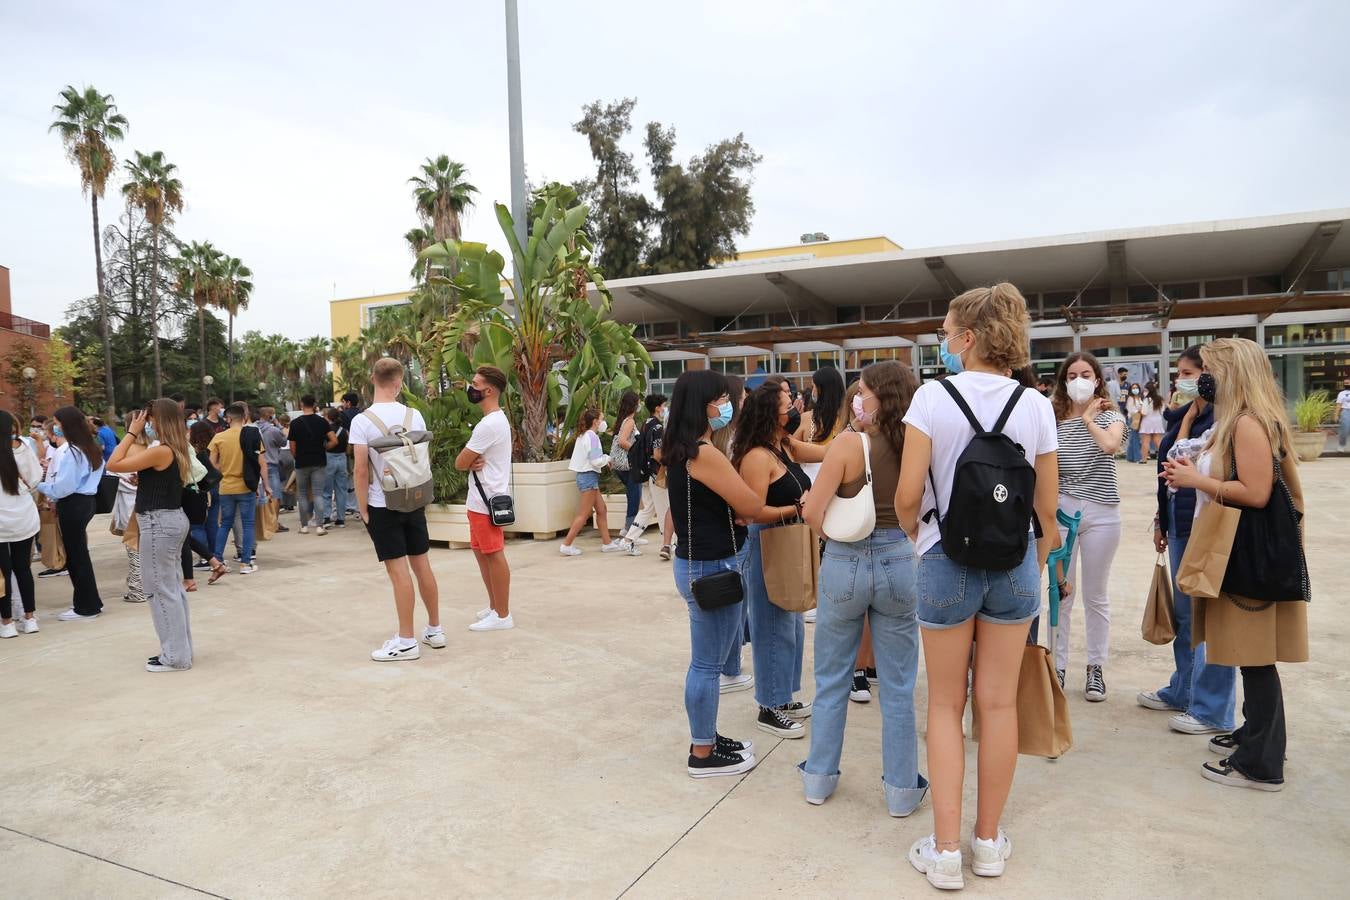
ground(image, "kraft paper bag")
xmin=760 ymin=521 xmax=818 ymax=613
xmin=973 ymin=644 xmax=1074 ymax=760
xmin=255 ymin=498 xmax=279 ymax=542
xmin=1176 ymin=501 xmax=1241 ymax=600
xmin=38 ymin=507 xmax=66 ymax=571
xmin=1141 ymin=553 xmax=1176 ymax=645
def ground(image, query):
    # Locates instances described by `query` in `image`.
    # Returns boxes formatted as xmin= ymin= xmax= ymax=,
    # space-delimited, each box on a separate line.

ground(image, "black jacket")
xmin=1155 ymin=400 xmax=1214 ymax=540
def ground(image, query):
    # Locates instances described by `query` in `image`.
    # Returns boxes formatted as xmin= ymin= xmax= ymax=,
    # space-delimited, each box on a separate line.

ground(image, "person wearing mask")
xmin=560 ymin=410 xmax=624 ymax=556
xmin=209 ymin=403 xmax=268 ymax=575
xmin=323 ymin=407 xmax=349 ymax=528
xmin=1337 ymin=377 xmax=1350 ymax=451
xmin=611 ymin=391 xmax=646 ymax=540
xmin=186 ymin=421 xmax=229 ymax=585
xmin=456 ymin=366 xmax=515 ymax=632
xmin=1113 ymin=368 xmax=1130 ymax=415
xmin=36 ymin=407 xmax=107 ymax=620
xmin=616 ymin=394 xmax=673 ymax=558
xmin=33 ymin=418 xmax=63 ymax=578
xmin=107 ymin=400 xmax=197 ymax=671
xmin=801 ymin=360 xmax=927 ymax=815
xmin=1163 ymin=338 xmax=1308 ymax=791
xmin=288 ymin=395 xmax=336 ymax=536
xmin=255 ymin=408 xmax=289 ymax=535
xmin=794 ymin=366 xmax=846 ymax=481
xmin=732 ymin=383 xmax=827 ymax=739
xmin=204 ymin=398 xmax=228 ymax=434
xmin=666 ymin=370 xmax=765 ymax=777
xmin=1125 ymin=382 xmax=1146 ymax=463
xmin=1138 ymin=344 xmax=1236 ymax=735
xmin=897 ymin=284 xmax=1059 ymax=889
xmin=711 ymin=374 xmax=751 ymax=689
xmin=1 ymin=410 xmax=42 ymax=637
xmin=1139 ymin=381 xmax=1166 ymax=462
xmin=91 ymin=417 xmax=118 ymax=462
xmin=1050 ymin=352 xmax=1126 ymax=698
xmin=275 ymin=414 xmax=296 ymax=511
xmin=340 ymin=392 xmax=362 ymax=517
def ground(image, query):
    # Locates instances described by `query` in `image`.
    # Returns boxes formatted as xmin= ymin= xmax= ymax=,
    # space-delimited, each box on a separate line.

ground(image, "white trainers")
xmin=719 ymin=673 xmax=754 ymax=694
xmin=299 ymin=526 xmax=310 ymax=535
xmin=631 ymin=537 xmax=650 ymax=546
xmin=559 ymin=544 xmax=581 ymax=557
xmin=422 ymin=628 xmax=446 ymax=649
xmin=1169 ymin=712 xmax=1224 ymax=735
xmin=475 ymin=607 xmax=493 ymax=620
xmin=972 ymin=828 xmax=1013 ymax=877
xmin=57 ymin=609 xmax=100 ymax=621
xmin=469 ymin=612 xmax=514 ymax=632
xmin=315 ymin=525 xmax=328 ymax=536
xmin=20 ymin=617 xmax=39 ymax=634
xmin=371 ymin=637 xmax=420 ymax=661
xmin=240 ymin=563 xmax=259 ymax=575
xmin=623 ymin=541 xmax=643 ymax=557
xmin=0 ymin=622 xmax=16 ymax=639
xmin=600 ymin=541 xmax=626 ymax=553
xmin=910 ymin=835 xmax=964 ymax=890
xmin=1136 ymin=690 xmax=1178 ymax=711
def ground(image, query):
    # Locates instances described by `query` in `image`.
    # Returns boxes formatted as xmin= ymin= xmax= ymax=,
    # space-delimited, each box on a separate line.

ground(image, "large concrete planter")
xmin=426 ymin=503 xmax=470 ymax=547
xmin=598 ymin=492 xmax=628 ymax=532
xmin=1292 ymin=430 xmax=1327 ymax=462
xmin=505 ymin=460 xmax=580 ymax=538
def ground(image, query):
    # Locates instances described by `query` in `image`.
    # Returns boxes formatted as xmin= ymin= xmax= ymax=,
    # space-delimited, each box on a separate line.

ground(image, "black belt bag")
xmin=473 ymin=472 xmax=515 ymax=527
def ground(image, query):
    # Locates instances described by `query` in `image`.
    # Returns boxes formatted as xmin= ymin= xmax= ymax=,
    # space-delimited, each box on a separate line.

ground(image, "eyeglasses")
xmin=935 ymin=328 xmax=969 ymax=343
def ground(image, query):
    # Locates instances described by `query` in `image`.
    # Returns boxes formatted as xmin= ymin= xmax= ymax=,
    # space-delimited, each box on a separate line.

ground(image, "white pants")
xmin=625 ymin=481 xmax=670 ymax=542
xmin=1054 ymin=494 xmax=1121 ymax=670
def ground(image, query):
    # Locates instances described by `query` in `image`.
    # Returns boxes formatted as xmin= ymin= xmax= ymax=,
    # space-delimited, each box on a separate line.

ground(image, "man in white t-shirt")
xmin=350 ymin=358 xmax=442 ymax=662
xmin=1337 ymin=378 xmax=1350 ymax=450
xmin=456 ymin=365 xmax=514 ymax=632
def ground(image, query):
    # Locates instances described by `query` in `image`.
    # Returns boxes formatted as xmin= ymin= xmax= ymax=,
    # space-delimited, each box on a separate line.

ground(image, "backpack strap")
xmin=361 ymin=410 xmax=392 ymax=437
xmin=992 ymin=386 xmax=1026 ymax=435
xmin=401 ymin=408 xmax=414 ymax=432
xmin=938 ymin=379 xmax=986 ymax=435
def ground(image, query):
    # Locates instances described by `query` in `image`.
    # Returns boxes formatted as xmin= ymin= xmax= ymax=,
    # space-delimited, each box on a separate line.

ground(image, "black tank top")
xmin=669 ymin=445 xmax=747 ymax=561
xmin=135 ymin=462 xmax=183 ymax=514
xmin=764 ymin=449 xmax=809 ymax=509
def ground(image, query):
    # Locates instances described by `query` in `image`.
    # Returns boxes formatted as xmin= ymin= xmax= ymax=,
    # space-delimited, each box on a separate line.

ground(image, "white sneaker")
xmin=315 ymin=525 xmax=328 ymax=536
xmin=20 ymin=617 xmax=39 ymax=634
xmin=600 ymin=541 xmax=625 ymax=553
xmin=371 ymin=637 xmax=420 ymax=661
xmin=422 ymin=628 xmax=446 ymax=649
xmin=0 ymin=622 xmax=16 ymax=639
xmin=972 ymin=828 xmax=1013 ymax=877
xmin=299 ymin=526 xmax=310 ymax=535
xmin=469 ymin=612 xmax=514 ymax=632
xmin=1169 ymin=712 xmax=1224 ymax=735
xmin=475 ymin=607 xmax=493 ymax=620
xmin=909 ymin=835 xmax=964 ymax=890
xmin=803 ymin=608 xmax=816 ymax=623
xmin=1136 ymin=690 xmax=1178 ymax=711
xmin=719 ymin=673 xmax=754 ymax=694
xmin=624 ymin=542 xmax=643 ymax=557
xmin=559 ymin=544 xmax=581 ymax=557
xmin=240 ymin=563 xmax=259 ymax=575
xmin=57 ymin=609 xmax=100 ymax=622
xmin=631 ymin=537 xmax=650 ymax=546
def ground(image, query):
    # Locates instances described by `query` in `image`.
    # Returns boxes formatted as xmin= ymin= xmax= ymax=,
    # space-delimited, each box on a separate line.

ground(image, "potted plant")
xmin=405 ymin=388 xmax=477 ymax=545
xmin=1292 ymin=390 xmax=1336 ymax=461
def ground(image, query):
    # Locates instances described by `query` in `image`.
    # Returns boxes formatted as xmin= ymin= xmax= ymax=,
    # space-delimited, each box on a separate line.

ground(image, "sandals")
xmin=207 ymin=562 xmax=229 ymax=586
xmin=184 ymin=581 xmax=198 ymax=593
xmin=1201 ymin=758 xmax=1283 ymax=792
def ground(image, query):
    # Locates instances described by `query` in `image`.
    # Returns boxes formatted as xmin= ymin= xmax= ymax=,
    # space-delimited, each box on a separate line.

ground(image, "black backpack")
xmin=925 ymin=380 xmax=1040 ymax=571
xmin=633 ymin=418 xmax=663 ymax=481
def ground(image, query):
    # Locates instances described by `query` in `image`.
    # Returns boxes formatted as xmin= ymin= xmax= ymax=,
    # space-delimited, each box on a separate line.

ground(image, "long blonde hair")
xmin=1200 ymin=338 xmax=1294 ymax=465
xmin=149 ymin=398 xmax=194 ymax=486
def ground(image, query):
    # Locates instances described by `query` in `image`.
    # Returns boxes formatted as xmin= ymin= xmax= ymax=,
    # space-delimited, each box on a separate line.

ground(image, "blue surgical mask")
xmin=144 ymin=423 xmax=158 ymax=441
xmin=709 ymin=401 xmax=733 ymax=431
xmin=52 ymin=426 xmax=64 ymax=439
xmin=939 ymin=336 xmax=965 ymax=374
xmin=1174 ymin=378 xmax=1199 ymax=398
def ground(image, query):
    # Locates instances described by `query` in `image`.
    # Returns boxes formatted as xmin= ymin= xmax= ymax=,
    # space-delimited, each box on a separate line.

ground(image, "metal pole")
xmin=505 ymin=0 xmax=527 ymax=309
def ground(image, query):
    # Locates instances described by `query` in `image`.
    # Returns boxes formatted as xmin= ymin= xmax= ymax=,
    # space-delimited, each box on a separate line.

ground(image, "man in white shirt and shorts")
xmin=351 ymin=358 xmax=443 ymax=661
xmin=456 ymin=365 xmax=515 ymax=632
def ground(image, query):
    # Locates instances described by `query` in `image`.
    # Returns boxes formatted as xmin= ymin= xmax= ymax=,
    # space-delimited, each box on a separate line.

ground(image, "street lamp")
xmin=21 ymin=366 xmax=36 ymax=420
xmin=201 ymin=373 xmax=214 ymax=408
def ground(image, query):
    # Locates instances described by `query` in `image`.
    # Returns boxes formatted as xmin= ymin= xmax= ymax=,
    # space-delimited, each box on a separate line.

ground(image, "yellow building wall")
xmin=727 ymin=236 xmax=901 ymax=263
xmin=329 ymin=291 xmax=416 ymax=343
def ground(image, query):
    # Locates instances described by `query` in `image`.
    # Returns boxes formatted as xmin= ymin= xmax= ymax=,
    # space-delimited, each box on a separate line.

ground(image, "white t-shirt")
xmin=1337 ymin=389 xmax=1350 ymax=411
xmin=0 ymin=443 xmax=42 ymax=542
xmin=465 ymin=409 xmax=512 ymax=515
xmin=348 ymin=402 xmax=427 ymax=508
xmin=902 ymin=371 xmax=1059 ymax=556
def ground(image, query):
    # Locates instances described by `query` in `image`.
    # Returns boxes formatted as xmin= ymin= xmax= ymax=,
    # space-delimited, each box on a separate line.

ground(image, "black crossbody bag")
xmin=684 ymin=462 xmax=745 ymax=610
xmin=473 ymin=471 xmax=515 ymax=527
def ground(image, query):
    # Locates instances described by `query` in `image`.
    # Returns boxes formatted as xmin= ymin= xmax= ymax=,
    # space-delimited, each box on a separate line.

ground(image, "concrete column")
xmin=1159 ymin=326 xmax=1171 ymax=391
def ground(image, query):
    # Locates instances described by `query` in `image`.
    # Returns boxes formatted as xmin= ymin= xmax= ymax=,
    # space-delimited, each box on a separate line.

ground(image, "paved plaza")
xmin=2 ymin=461 xmax=1348 ymax=899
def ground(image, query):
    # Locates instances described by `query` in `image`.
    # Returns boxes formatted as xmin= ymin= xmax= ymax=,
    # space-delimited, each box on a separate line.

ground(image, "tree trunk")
xmin=149 ymin=222 xmax=163 ymax=397
xmin=198 ymin=306 xmax=207 ymax=406
xmin=92 ymin=194 xmax=114 ymax=418
xmin=127 ymin=209 xmax=143 ymax=403
xmin=228 ymin=314 xmax=236 ymax=403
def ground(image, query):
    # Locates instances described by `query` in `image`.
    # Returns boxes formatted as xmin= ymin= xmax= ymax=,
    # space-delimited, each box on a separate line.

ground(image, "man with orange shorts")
xmin=456 ymin=366 xmax=514 ymax=632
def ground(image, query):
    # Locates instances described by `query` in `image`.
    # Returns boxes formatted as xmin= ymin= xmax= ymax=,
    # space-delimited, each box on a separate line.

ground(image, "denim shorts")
xmin=916 ymin=537 xmax=1040 ymax=629
xmin=575 ymin=471 xmax=600 ymax=492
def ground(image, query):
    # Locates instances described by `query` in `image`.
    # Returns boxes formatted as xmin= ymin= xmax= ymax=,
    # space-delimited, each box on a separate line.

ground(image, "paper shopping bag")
xmin=972 ymin=643 xmax=1073 ymax=759
xmin=1176 ymin=501 xmax=1240 ymax=600
xmin=759 ymin=521 xmax=819 ymax=613
xmin=1141 ymin=553 xmax=1176 ymax=644
xmin=38 ymin=507 xmax=66 ymax=571
xmin=255 ymin=498 xmax=279 ymax=542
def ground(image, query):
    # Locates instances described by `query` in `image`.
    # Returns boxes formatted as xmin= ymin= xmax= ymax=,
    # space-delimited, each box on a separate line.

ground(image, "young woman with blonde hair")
xmin=1163 ymin=338 xmax=1308 ymax=791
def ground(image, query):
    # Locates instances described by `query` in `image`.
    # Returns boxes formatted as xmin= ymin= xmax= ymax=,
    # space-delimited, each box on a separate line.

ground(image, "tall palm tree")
xmin=409 ymin=155 xmax=478 ymax=244
xmin=122 ymin=150 xmax=184 ymax=397
xmin=50 ymin=85 xmax=129 ymax=417
xmin=298 ymin=336 xmax=330 ymax=392
xmin=216 ymin=255 xmax=253 ymax=401
xmin=404 ymin=225 xmax=436 ymax=282
xmin=178 ymin=240 xmax=223 ymax=405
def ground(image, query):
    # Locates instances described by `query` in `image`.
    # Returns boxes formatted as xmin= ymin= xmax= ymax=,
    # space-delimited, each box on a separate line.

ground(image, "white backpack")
xmin=362 ymin=408 xmax=434 ymax=512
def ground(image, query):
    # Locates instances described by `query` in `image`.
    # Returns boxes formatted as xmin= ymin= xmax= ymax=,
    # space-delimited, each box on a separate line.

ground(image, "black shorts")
xmin=365 ymin=506 xmax=430 ymax=562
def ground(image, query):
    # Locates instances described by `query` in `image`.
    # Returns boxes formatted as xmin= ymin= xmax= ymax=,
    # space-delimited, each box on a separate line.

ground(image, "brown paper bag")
xmin=759 ymin=521 xmax=819 ymax=613
xmin=39 ymin=507 xmax=66 ymax=571
xmin=972 ymin=644 xmax=1073 ymax=759
xmin=1141 ymin=552 xmax=1176 ymax=644
xmin=1176 ymin=500 xmax=1241 ymax=599
xmin=121 ymin=512 xmax=140 ymax=553
xmin=255 ymin=498 xmax=279 ymax=542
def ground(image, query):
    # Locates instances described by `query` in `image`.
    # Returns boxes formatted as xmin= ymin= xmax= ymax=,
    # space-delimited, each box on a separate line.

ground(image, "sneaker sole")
xmin=757 ymin=721 xmax=805 ymax=739
xmin=972 ymin=837 xmax=1012 ymax=877
xmin=1201 ymin=765 xmax=1283 ymax=792
xmin=849 ymin=693 xmax=871 ymax=703
xmin=781 ymin=707 xmax=813 ymax=720
xmin=908 ymin=850 xmax=964 ymax=891
xmin=719 ymin=678 xmax=754 ymax=694
xmin=1085 ymin=691 xmax=1106 ymax=702
xmin=371 ymin=652 xmax=420 ymax=662
xmin=1136 ymin=692 xmax=1179 ymax=711
xmin=1210 ymin=741 xmax=1236 ymax=756
xmin=421 ymin=639 xmax=446 ymax=650
xmin=688 ymin=756 xmax=758 ymax=778
xmin=1170 ymin=719 xmax=1224 ymax=735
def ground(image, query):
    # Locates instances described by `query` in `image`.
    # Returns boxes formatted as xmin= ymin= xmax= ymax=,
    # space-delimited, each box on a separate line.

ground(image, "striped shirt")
xmin=1057 ymin=409 xmax=1125 ymax=504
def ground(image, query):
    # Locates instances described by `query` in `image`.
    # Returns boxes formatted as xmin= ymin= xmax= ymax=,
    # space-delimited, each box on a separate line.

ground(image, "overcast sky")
xmin=3 ymin=0 xmax=1348 ymax=339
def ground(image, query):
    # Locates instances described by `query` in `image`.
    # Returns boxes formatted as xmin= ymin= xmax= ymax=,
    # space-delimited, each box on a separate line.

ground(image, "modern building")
xmin=0 ymin=264 xmax=63 ymax=416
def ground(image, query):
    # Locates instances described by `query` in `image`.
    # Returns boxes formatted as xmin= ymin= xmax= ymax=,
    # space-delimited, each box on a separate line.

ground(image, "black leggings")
xmin=56 ymin=494 xmax=102 ymax=616
xmin=0 ymin=536 xmax=36 ymax=620
xmin=181 ymin=532 xmax=215 ymax=579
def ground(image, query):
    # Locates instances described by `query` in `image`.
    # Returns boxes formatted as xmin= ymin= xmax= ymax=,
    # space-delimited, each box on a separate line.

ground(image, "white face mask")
xmin=1066 ymin=378 xmax=1097 ymax=404
xmin=598 ymin=419 xmax=608 ymax=434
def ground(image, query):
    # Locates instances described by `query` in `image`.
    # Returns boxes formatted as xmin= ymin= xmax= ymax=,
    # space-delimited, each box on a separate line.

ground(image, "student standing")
xmin=617 ymin=394 xmax=674 ymax=557
xmin=897 ymin=284 xmax=1059 ymax=889
xmin=560 ymin=411 xmax=624 ymax=556
xmin=92 ymin=417 xmax=118 ymax=462
xmin=793 ymin=366 xmax=846 ymax=481
xmin=456 ymin=366 xmax=514 ymax=632
xmin=1163 ymin=338 xmax=1309 ymax=791
xmin=323 ymin=407 xmax=350 ymax=528
xmin=340 ymin=392 xmax=362 ymax=516
xmin=289 ymin=394 xmax=336 ymax=535
xmin=352 ymin=358 xmax=442 ymax=661
xmin=209 ymin=403 xmax=268 ymax=574
xmin=1338 ymin=377 xmax=1350 ymax=450
xmin=612 ymin=391 xmax=645 ymax=536
xmin=1050 ymin=352 xmax=1126 ymax=699
xmin=1125 ymin=382 xmax=1145 ymax=463
xmin=0 ymin=411 xmax=42 ymax=637
xmin=1139 ymin=381 xmax=1166 ymax=462
xmin=801 ymin=360 xmax=927 ymax=816
xmin=204 ymin=398 xmax=228 ymax=434
xmin=107 ymin=401 xmax=196 ymax=672
xmin=666 ymin=370 xmax=765 ymax=778
xmin=36 ymin=408 xmax=107 ymax=621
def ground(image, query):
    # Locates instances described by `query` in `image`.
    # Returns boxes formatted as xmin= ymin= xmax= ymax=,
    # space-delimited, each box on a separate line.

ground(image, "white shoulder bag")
xmin=820 ymin=432 xmax=876 ymax=543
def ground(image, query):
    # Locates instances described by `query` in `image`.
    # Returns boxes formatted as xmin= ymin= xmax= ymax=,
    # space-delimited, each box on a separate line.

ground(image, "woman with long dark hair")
xmin=1139 ymin=380 xmax=1166 ymax=461
xmin=1 ymin=410 xmax=42 ymax=637
xmin=611 ymin=390 xmax=645 ymax=537
xmin=666 ymin=370 xmax=765 ymax=777
xmin=107 ymin=399 xmax=197 ymax=671
xmin=732 ymin=383 xmax=828 ymax=739
xmin=186 ymin=421 xmax=228 ymax=587
xmin=796 ymin=366 xmax=846 ymax=448
xmin=36 ymin=407 xmax=106 ymax=621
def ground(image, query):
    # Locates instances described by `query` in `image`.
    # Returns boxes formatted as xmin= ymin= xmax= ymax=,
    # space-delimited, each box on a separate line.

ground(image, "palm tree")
xmin=216 ymin=255 xmax=253 ymax=401
xmin=50 ymin=85 xmax=129 ymax=416
xmin=299 ymin=336 xmax=330 ymax=396
xmin=178 ymin=240 xmax=223 ymax=405
xmin=122 ymin=150 xmax=184 ymax=397
xmin=404 ymin=225 xmax=437 ymax=282
xmin=409 ymin=156 xmax=478 ymax=244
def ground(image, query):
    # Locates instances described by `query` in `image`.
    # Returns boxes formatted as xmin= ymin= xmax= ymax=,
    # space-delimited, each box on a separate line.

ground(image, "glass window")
xmin=1265 ymin=324 xmax=1349 ymax=348
xmin=1128 ymin=284 xmax=1158 ymax=303
xmin=1162 ymin=282 xmax=1201 ymax=300
xmin=1269 ymin=349 xmax=1350 ymax=408
xmin=1247 ymin=274 xmax=1280 ymax=294
xmin=1205 ymin=278 xmax=1244 ymax=298
xmin=1080 ymin=287 xmax=1110 ymax=307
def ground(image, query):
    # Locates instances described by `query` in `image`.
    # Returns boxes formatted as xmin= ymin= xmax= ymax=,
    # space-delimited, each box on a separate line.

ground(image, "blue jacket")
xmin=1155 ymin=399 xmax=1214 ymax=540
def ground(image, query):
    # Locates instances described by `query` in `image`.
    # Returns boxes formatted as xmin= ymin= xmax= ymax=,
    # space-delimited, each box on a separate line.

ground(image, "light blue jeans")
xmin=800 ymin=529 xmax=927 ymax=816
xmin=1340 ymin=409 xmax=1350 ymax=450
xmin=1126 ymin=427 xmax=1142 ymax=462
xmin=1156 ymin=514 xmax=1237 ymax=729
xmin=744 ymin=524 xmax=806 ymax=709
xmin=295 ymin=465 xmax=327 ymax=528
xmin=674 ymin=553 xmax=746 ymax=746
xmin=325 ymin=452 xmax=349 ymax=523
xmin=214 ymin=493 xmax=256 ymax=565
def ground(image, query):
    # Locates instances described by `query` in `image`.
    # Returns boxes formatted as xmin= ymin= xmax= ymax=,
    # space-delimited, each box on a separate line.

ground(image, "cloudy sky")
xmin=2 ymin=0 xmax=1347 ymax=339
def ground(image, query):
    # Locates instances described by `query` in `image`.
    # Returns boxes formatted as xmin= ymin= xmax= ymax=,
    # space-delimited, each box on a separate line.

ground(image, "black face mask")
xmin=466 ymin=385 xmax=486 ymax=404
xmin=1197 ymin=372 xmax=1217 ymax=403
xmin=785 ymin=407 xmax=802 ymax=436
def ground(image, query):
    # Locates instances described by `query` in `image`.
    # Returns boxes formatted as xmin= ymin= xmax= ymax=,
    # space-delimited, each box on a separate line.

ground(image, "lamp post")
xmin=505 ymin=0 xmax=527 ymax=309
xmin=202 ymin=373 xmax=214 ymax=408
xmin=21 ymin=366 xmax=36 ymax=420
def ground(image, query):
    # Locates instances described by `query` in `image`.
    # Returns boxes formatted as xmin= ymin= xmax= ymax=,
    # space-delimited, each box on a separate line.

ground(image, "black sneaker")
xmin=275 ymin=525 xmax=290 ymax=533
xmin=777 ymin=700 xmax=813 ymax=720
xmin=865 ymin=667 xmax=878 ymax=685
xmin=192 ymin=560 xmax=212 ymax=571
xmin=716 ymin=733 xmax=754 ymax=757
xmin=849 ymin=671 xmax=872 ymax=703
xmin=333 ymin=520 xmax=345 ymax=528
xmin=758 ymin=706 xmax=805 ymax=738
xmin=37 ymin=568 xmax=68 ymax=578
xmin=688 ymin=747 xmax=757 ymax=778
xmin=1085 ymin=665 xmax=1106 ymax=702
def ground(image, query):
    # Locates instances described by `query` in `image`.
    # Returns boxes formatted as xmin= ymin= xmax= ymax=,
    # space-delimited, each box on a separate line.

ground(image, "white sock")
xmin=395 ymin=636 xmax=416 ymax=648
xmin=425 ymin=625 xmax=443 ymax=635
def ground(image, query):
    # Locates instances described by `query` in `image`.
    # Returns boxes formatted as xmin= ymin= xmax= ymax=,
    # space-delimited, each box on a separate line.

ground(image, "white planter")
xmin=598 ymin=492 xmax=628 ymax=532
xmin=1292 ymin=430 xmax=1327 ymax=462
xmin=426 ymin=503 xmax=470 ymax=547
xmin=505 ymin=460 xmax=581 ymax=538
